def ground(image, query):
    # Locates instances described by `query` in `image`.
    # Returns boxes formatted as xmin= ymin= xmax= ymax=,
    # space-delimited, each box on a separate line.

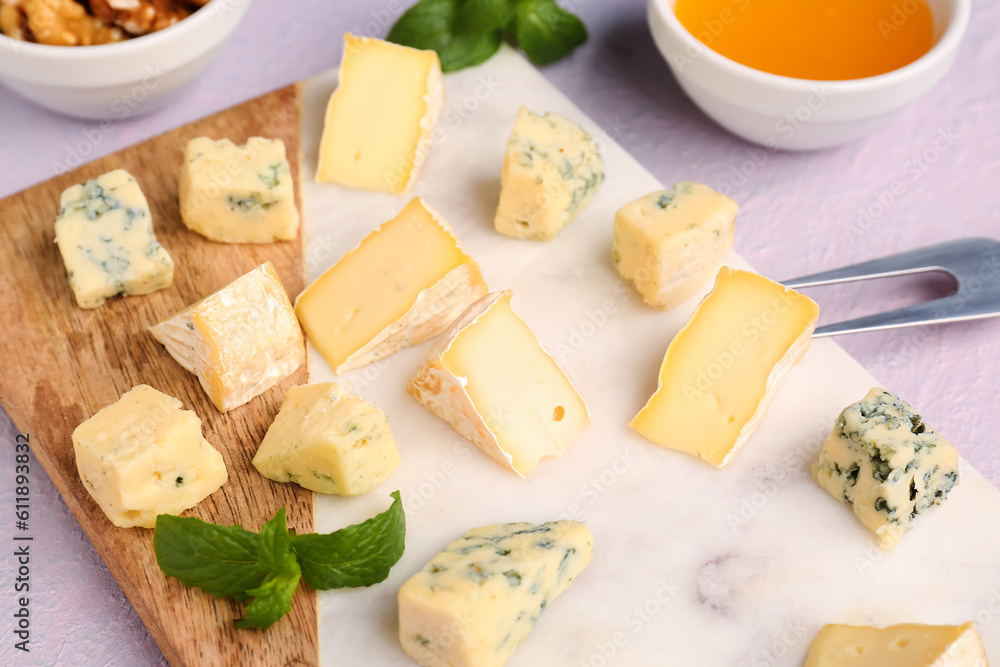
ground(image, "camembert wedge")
xmin=295 ymin=197 xmax=487 ymax=374
xmin=73 ymin=385 xmax=227 ymax=529
xmin=149 ymin=262 xmax=305 ymax=412
xmin=631 ymin=267 xmax=819 ymax=467
xmin=253 ymin=382 xmax=399 ymax=496
xmin=408 ymin=290 xmax=590 ymax=476
xmin=316 ymin=33 xmax=444 ymax=193
xmin=804 ymin=622 xmax=988 ymax=667
xmin=398 ymin=520 xmax=594 ymax=667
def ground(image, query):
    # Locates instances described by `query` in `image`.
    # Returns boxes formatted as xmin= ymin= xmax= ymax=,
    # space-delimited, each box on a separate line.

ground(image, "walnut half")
xmin=89 ymin=0 xmax=191 ymax=36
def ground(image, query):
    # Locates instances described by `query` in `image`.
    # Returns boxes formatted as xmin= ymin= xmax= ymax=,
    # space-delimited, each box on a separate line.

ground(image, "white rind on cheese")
xmin=408 ymin=290 xmax=590 ymax=477
xmin=803 ymin=621 xmax=988 ymax=667
xmin=178 ymin=136 xmax=300 ymax=244
xmin=72 ymin=384 xmax=227 ymax=529
xmin=252 ymin=382 xmax=399 ymax=496
xmin=54 ymin=168 xmax=173 ymax=309
xmin=316 ymin=33 xmax=444 ymax=194
xmin=494 ymin=107 xmax=604 ymax=241
xmin=630 ymin=267 xmax=819 ymax=468
xmin=813 ymin=388 xmax=959 ymax=550
xmin=398 ymin=520 xmax=594 ymax=667
xmin=613 ymin=182 xmax=737 ymax=310
xmin=295 ymin=197 xmax=487 ymax=375
xmin=149 ymin=261 xmax=305 ymax=412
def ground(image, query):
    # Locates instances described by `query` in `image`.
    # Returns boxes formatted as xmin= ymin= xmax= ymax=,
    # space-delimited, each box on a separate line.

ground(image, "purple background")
xmin=1 ymin=0 xmax=998 ymax=663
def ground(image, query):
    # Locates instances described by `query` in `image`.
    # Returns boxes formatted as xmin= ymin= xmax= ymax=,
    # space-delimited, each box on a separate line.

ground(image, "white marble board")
xmin=298 ymin=46 xmax=1000 ymax=666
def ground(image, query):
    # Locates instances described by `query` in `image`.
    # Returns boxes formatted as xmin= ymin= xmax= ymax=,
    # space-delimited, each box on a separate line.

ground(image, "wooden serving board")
xmin=0 ymin=87 xmax=316 ymax=666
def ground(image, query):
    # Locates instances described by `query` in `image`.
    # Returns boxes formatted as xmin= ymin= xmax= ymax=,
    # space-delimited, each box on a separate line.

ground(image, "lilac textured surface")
xmin=0 ymin=0 xmax=998 ymax=664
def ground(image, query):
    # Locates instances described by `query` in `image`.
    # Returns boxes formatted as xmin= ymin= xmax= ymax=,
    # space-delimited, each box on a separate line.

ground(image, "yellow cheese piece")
xmin=149 ymin=262 xmax=305 ymax=412
xmin=613 ymin=182 xmax=736 ymax=310
xmin=813 ymin=388 xmax=958 ymax=550
xmin=178 ymin=136 xmax=299 ymax=243
xmin=631 ymin=267 xmax=819 ymax=467
xmin=804 ymin=622 xmax=988 ymax=667
xmin=316 ymin=33 xmax=444 ymax=193
xmin=253 ymin=382 xmax=399 ymax=496
xmin=54 ymin=168 xmax=173 ymax=308
xmin=494 ymin=107 xmax=604 ymax=241
xmin=398 ymin=520 xmax=594 ymax=667
xmin=295 ymin=197 xmax=487 ymax=374
xmin=73 ymin=385 xmax=228 ymax=529
xmin=408 ymin=290 xmax=590 ymax=476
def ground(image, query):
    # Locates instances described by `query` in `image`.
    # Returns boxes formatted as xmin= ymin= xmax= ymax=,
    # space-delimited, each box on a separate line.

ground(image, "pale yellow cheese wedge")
xmin=73 ymin=385 xmax=227 ymax=529
xmin=804 ymin=622 xmax=988 ymax=667
xmin=295 ymin=197 xmax=487 ymax=374
xmin=613 ymin=182 xmax=736 ymax=310
xmin=631 ymin=267 xmax=819 ymax=467
xmin=253 ymin=382 xmax=399 ymax=496
xmin=149 ymin=262 xmax=305 ymax=412
xmin=316 ymin=33 xmax=444 ymax=193
xmin=408 ymin=290 xmax=590 ymax=476
xmin=398 ymin=520 xmax=594 ymax=667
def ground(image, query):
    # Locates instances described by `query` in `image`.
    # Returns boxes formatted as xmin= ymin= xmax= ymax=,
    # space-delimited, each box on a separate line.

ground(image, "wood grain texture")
xmin=0 ymin=86 xmax=317 ymax=666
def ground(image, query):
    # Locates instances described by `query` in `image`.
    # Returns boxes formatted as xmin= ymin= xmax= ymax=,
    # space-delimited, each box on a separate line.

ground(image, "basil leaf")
xmin=291 ymin=491 xmax=406 ymax=590
xmin=388 ymin=0 xmax=503 ymax=72
xmin=234 ymin=565 xmax=301 ymax=630
xmin=458 ymin=0 xmax=517 ymax=33
xmin=514 ymin=0 xmax=588 ymax=66
xmin=154 ymin=514 xmax=265 ymax=602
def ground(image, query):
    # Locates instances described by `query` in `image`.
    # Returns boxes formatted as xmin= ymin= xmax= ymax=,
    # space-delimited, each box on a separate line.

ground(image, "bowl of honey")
xmin=648 ymin=0 xmax=970 ymax=150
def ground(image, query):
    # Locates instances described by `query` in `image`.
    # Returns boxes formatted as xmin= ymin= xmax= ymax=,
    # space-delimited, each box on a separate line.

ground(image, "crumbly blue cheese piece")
xmin=73 ymin=385 xmax=228 ymax=529
xmin=813 ymin=388 xmax=959 ymax=550
xmin=398 ymin=520 xmax=594 ymax=667
xmin=494 ymin=107 xmax=604 ymax=241
xmin=148 ymin=262 xmax=305 ymax=413
xmin=613 ymin=182 xmax=737 ymax=310
xmin=179 ymin=137 xmax=299 ymax=243
xmin=253 ymin=382 xmax=399 ymax=496
xmin=54 ymin=169 xmax=173 ymax=308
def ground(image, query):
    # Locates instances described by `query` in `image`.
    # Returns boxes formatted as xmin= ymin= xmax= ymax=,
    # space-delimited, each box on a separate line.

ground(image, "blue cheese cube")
xmin=252 ymin=382 xmax=399 ymax=496
xmin=613 ymin=182 xmax=737 ymax=310
xmin=73 ymin=385 xmax=228 ymax=529
xmin=179 ymin=137 xmax=299 ymax=244
xmin=54 ymin=169 xmax=173 ymax=309
xmin=398 ymin=520 xmax=593 ymax=667
xmin=494 ymin=107 xmax=604 ymax=241
xmin=813 ymin=388 xmax=959 ymax=550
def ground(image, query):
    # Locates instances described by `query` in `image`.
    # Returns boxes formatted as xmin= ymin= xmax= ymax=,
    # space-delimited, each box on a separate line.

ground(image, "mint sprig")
xmin=154 ymin=491 xmax=406 ymax=630
xmin=388 ymin=0 xmax=587 ymax=72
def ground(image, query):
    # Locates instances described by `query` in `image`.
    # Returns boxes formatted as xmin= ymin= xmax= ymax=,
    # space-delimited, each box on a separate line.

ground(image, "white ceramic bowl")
xmin=0 ymin=0 xmax=250 ymax=120
xmin=647 ymin=0 xmax=970 ymax=150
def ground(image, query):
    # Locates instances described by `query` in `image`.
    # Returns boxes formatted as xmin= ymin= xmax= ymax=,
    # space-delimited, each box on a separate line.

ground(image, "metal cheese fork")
xmin=781 ymin=238 xmax=1000 ymax=337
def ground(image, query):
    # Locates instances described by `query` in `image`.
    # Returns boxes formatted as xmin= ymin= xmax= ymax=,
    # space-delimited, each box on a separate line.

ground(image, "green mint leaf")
xmin=154 ymin=514 xmax=265 ymax=602
xmin=458 ymin=0 xmax=517 ymax=33
xmin=439 ymin=30 xmax=503 ymax=72
xmin=291 ymin=491 xmax=406 ymax=590
xmin=234 ymin=564 xmax=301 ymax=630
xmin=388 ymin=0 xmax=503 ymax=72
xmin=514 ymin=0 xmax=588 ymax=66
xmin=235 ymin=508 xmax=301 ymax=630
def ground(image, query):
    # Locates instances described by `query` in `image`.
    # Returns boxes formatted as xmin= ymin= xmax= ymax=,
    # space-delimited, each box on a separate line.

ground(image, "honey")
xmin=674 ymin=0 xmax=935 ymax=80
